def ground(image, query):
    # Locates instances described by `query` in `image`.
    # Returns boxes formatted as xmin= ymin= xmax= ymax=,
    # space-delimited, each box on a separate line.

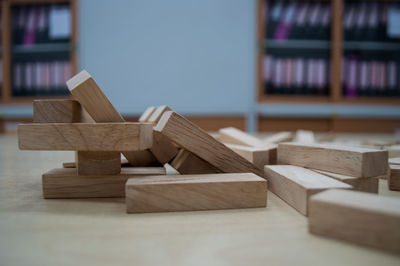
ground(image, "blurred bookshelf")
xmin=0 ymin=0 xmax=77 ymax=104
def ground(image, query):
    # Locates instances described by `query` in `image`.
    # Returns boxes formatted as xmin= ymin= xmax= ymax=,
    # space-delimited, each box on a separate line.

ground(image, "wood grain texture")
xmin=278 ymin=142 xmax=388 ymax=178
xmin=33 ymin=99 xmax=94 ymax=123
xmin=43 ymin=167 xmax=166 ymax=199
xmin=311 ymin=169 xmax=378 ymax=193
xmin=154 ymin=111 xmax=263 ymax=176
xmin=170 ymin=149 xmax=220 ymax=174
xmin=138 ymin=106 xmax=156 ymax=122
xmin=126 ymin=173 xmax=267 ymax=213
xmin=18 ymin=123 xmax=152 ymax=151
xmin=218 ymin=127 xmax=264 ymax=147
xmin=76 ymin=151 xmax=121 ymax=175
xmin=388 ymin=164 xmax=400 ymax=191
xmin=309 ymin=189 xmax=400 ymax=253
xmin=263 ymin=132 xmax=293 ymax=144
xmin=225 ymin=143 xmax=272 ymax=169
xmin=264 ymin=165 xmax=351 ymax=216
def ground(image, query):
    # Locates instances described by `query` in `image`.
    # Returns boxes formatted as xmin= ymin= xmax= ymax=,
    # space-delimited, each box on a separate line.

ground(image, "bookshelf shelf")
xmin=265 ymin=39 xmax=331 ymax=49
xmin=344 ymin=41 xmax=400 ymax=51
xmin=12 ymin=43 xmax=72 ymax=54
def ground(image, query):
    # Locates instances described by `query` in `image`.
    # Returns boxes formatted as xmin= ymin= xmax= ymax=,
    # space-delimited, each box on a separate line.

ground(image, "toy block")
xmin=264 ymin=165 xmax=351 ymax=216
xmin=148 ymin=105 xmax=172 ymax=124
xmin=138 ymin=106 xmax=156 ymax=122
xmin=224 ymin=143 xmax=272 ymax=169
xmin=388 ymin=164 xmax=400 ymax=191
xmin=263 ymin=131 xmax=293 ymax=144
xmin=126 ymin=173 xmax=267 ymax=213
xmin=33 ymin=99 xmax=94 ymax=123
xmin=62 ymin=158 xmax=135 ymax=169
xmin=218 ymin=127 xmax=264 ymax=147
xmin=62 ymin=162 xmax=76 ymax=168
xmin=294 ymin=130 xmax=315 ymax=143
xmin=154 ymin=111 xmax=263 ymax=176
xmin=388 ymin=145 xmax=400 ymax=158
xmin=389 ymin=157 xmax=400 ymax=165
xmin=43 ymin=167 xmax=166 ymax=199
xmin=170 ymin=149 xmax=220 ymax=174
xmin=310 ymin=169 xmax=378 ymax=193
xmin=76 ymin=151 xmax=121 ymax=175
xmin=277 ymin=142 xmax=388 ymax=178
xmin=18 ymin=122 xmax=152 ymax=151
xmin=309 ymin=189 xmax=400 ymax=253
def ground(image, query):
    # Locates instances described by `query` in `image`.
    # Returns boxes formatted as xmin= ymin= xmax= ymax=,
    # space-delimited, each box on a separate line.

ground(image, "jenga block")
xmin=278 ymin=142 xmax=388 ymax=178
xmin=309 ymin=189 xmax=400 ymax=253
xmin=66 ymin=70 xmax=152 ymax=166
xmin=264 ymin=165 xmax=351 ymax=216
xmin=138 ymin=106 xmax=156 ymax=122
xmin=388 ymin=164 xmax=400 ymax=191
xmin=126 ymin=173 xmax=267 ymax=213
xmin=294 ymin=130 xmax=315 ymax=143
xmin=148 ymin=105 xmax=172 ymax=124
xmin=225 ymin=143 xmax=271 ymax=169
xmin=33 ymin=99 xmax=94 ymax=123
xmin=62 ymin=158 xmax=135 ymax=169
xmin=154 ymin=111 xmax=263 ymax=176
xmin=218 ymin=127 xmax=264 ymax=147
xmin=388 ymin=145 xmax=400 ymax=158
xmin=263 ymin=132 xmax=293 ymax=144
xmin=389 ymin=157 xmax=400 ymax=165
xmin=18 ymin=122 xmax=152 ymax=151
xmin=170 ymin=149 xmax=220 ymax=174
xmin=311 ymin=169 xmax=378 ymax=193
xmin=43 ymin=167 xmax=166 ymax=199
xmin=76 ymin=151 xmax=121 ymax=175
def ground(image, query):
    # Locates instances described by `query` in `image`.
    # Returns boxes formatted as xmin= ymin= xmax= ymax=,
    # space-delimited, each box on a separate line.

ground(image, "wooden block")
xmin=388 ymin=164 xmax=400 ymax=191
xmin=138 ymin=106 xmax=156 ymax=122
xmin=218 ymin=127 xmax=264 ymax=147
xmin=311 ymin=169 xmax=378 ymax=193
xmin=43 ymin=167 xmax=166 ymax=199
xmin=309 ymin=189 xmax=400 ymax=253
xmin=76 ymin=151 xmax=121 ymax=175
xmin=294 ymin=130 xmax=315 ymax=143
xmin=154 ymin=111 xmax=263 ymax=176
xmin=389 ymin=157 xmax=400 ymax=165
xmin=126 ymin=173 xmax=267 ymax=213
xmin=225 ymin=143 xmax=271 ymax=169
xmin=263 ymin=131 xmax=293 ymax=144
xmin=388 ymin=145 xmax=400 ymax=158
xmin=62 ymin=158 xmax=135 ymax=169
xmin=148 ymin=105 xmax=172 ymax=124
xmin=264 ymin=165 xmax=351 ymax=216
xmin=18 ymin=122 xmax=152 ymax=151
xmin=33 ymin=99 xmax=94 ymax=123
xmin=278 ymin=142 xmax=388 ymax=178
xmin=170 ymin=149 xmax=220 ymax=174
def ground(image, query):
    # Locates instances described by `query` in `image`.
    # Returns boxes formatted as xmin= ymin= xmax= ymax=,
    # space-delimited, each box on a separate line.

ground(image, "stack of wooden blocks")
xmin=17 ymin=70 xmax=400 ymax=253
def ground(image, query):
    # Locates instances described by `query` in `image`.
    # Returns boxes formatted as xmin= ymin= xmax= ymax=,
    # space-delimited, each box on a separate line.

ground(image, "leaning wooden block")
xmin=219 ymin=127 xmax=264 ymax=147
xmin=76 ymin=151 xmax=121 ymax=175
xmin=154 ymin=111 xmax=263 ymax=176
xmin=43 ymin=167 xmax=166 ymax=199
xmin=170 ymin=149 xmax=220 ymax=174
xmin=309 ymin=189 xmax=400 ymax=253
xmin=126 ymin=173 xmax=267 ymax=213
xmin=138 ymin=106 xmax=156 ymax=122
xmin=278 ymin=142 xmax=388 ymax=178
xmin=263 ymin=131 xmax=293 ymax=144
xmin=148 ymin=105 xmax=172 ymax=124
xmin=18 ymin=122 xmax=152 ymax=151
xmin=33 ymin=99 xmax=94 ymax=123
xmin=311 ymin=169 xmax=378 ymax=193
xmin=388 ymin=164 xmax=400 ymax=191
xmin=264 ymin=165 xmax=351 ymax=216
xmin=225 ymin=143 xmax=271 ymax=169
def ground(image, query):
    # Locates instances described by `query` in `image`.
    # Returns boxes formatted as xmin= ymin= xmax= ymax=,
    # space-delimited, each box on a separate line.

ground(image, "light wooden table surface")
xmin=0 ymin=134 xmax=399 ymax=266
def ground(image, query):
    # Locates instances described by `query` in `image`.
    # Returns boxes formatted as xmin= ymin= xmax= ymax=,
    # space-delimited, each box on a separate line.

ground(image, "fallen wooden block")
xmin=76 ymin=151 xmax=121 ymax=175
xmin=126 ymin=173 xmax=267 ymax=213
xmin=43 ymin=167 xmax=166 ymax=198
xmin=154 ymin=111 xmax=263 ymax=176
xmin=309 ymin=189 xmax=400 ymax=253
xmin=138 ymin=106 xmax=156 ymax=122
xmin=264 ymin=165 xmax=351 ymax=216
xmin=62 ymin=162 xmax=76 ymax=168
xmin=18 ymin=122 xmax=152 ymax=151
xmin=225 ymin=143 xmax=272 ymax=169
xmin=148 ymin=105 xmax=172 ymax=124
xmin=218 ymin=127 xmax=264 ymax=147
xmin=389 ymin=157 xmax=400 ymax=165
xmin=388 ymin=164 xmax=400 ymax=191
xmin=263 ymin=131 xmax=293 ymax=144
xmin=62 ymin=158 xmax=134 ymax=169
xmin=311 ymin=169 xmax=378 ymax=193
xmin=294 ymin=130 xmax=315 ymax=143
xmin=278 ymin=142 xmax=388 ymax=178
xmin=33 ymin=99 xmax=94 ymax=123
xmin=170 ymin=149 xmax=220 ymax=174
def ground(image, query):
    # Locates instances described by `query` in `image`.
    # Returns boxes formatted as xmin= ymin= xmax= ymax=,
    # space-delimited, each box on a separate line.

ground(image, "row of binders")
xmin=12 ymin=4 xmax=71 ymax=46
xmin=263 ymin=55 xmax=329 ymax=95
xmin=266 ymin=1 xmax=331 ymax=41
xmin=343 ymin=57 xmax=399 ymax=97
xmin=13 ymin=61 xmax=71 ymax=96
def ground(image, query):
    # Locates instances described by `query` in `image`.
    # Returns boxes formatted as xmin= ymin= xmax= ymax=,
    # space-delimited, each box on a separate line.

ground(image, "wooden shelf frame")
xmin=0 ymin=0 xmax=78 ymax=104
xmin=257 ymin=0 xmax=400 ymax=105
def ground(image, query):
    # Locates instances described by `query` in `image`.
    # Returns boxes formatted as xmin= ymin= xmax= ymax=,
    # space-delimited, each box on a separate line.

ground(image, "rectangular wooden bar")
xmin=138 ymin=106 xmax=156 ymax=122
xmin=43 ymin=167 xmax=166 ymax=199
xmin=389 ymin=164 xmax=400 ymax=191
xmin=170 ymin=149 xmax=220 ymax=174
xmin=225 ymin=143 xmax=272 ymax=169
xmin=294 ymin=130 xmax=315 ymax=143
xmin=33 ymin=99 xmax=94 ymax=123
xmin=277 ymin=142 xmax=388 ymax=177
xmin=309 ymin=189 xmax=400 ymax=253
xmin=218 ymin=127 xmax=264 ymax=147
xmin=76 ymin=151 xmax=121 ymax=175
xmin=18 ymin=123 xmax=152 ymax=151
xmin=263 ymin=131 xmax=293 ymax=144
xmin=264 ymin=165 xmax=351 ymax=216
xmin=126 ymin=173 xmax=267 ymax=213
xmin=154 ymin=111 xmax=263 ymax=176
xmin=310 ymin=169 xmax=378 ymax=193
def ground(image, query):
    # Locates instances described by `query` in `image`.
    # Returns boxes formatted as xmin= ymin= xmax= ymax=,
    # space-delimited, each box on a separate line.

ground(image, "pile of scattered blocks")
xmin=17 ymin=70 xmax=400 ymax=253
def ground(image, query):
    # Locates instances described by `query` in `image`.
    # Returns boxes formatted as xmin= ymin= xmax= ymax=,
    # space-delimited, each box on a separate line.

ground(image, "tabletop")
xmin=0 ymin=133 xmax=400 ymax=266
